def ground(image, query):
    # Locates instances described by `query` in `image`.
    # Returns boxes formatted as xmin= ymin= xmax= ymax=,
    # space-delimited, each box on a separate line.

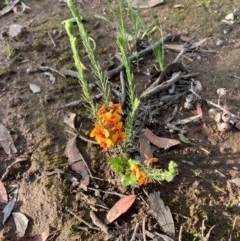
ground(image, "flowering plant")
xmin=109 ymin=155 xmax=178 ymax=186
xmin=90 ymin=102 xmax=126 ymax=149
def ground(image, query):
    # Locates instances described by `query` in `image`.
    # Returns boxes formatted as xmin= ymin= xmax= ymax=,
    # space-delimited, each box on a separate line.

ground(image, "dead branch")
xmin=140 ymin=72 xmax=182 ymax=99
xmin=106 ymin=34 xmax=173 ymax=79
xmin=89 ymin=211 xmax=109 ymax=235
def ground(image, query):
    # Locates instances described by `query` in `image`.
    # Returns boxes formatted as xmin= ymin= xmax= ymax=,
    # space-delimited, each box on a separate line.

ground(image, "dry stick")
xmin=87 ymin=186 xmax=126 ymax=197
xmin=1 ymin=157 xmax=28 ymax=181
xmin=89 ymin=211 xmax=109 ymax=235
xmin=0 ymin=0 xmax=20 ymax=16
xmin=178 ymin=224 xmax=184 ymax=241
xmin=130 ymin=222 xmax=139 ymax=241
xmin=106 ymin=33 xmax=173 ymax=79
xmin=229 ymin=216 xmax=238 ymax=241
xmin=229 ymin=74 xmax=240 ymax=80
xmin=120 ymin=70 xmax=126 ymax=107
xmin=65 ymin=207 xmax=99 ymax=230
xmin=140 ymin=72 xmax=182 ymax=99
xmin=142 ymin=216 xmax=147 ymax=241
xmin=190 ymin=84 xmax=240 ymax=121
xmin=48 ymin=31 xmax=56 ymax=47
xmin=173 ymin=47 xmax=186 ymax=63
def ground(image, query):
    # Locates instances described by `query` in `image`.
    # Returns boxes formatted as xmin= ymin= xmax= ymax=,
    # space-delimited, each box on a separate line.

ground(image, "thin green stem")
xmin=67 ymin=0 xmax=109 ymax=103
xmin=64 ymin=19 xmax=97 ymax=117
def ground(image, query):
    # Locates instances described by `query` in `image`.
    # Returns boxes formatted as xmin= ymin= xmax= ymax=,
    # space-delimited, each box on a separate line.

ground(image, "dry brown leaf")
xmin=143 ymin=128 xmax=180 ymax=149
xmin=0 ymin=181 xmax=8 ymax=204
xmin=189 ymin=37 xmax=208 ymax=50
xmin=149 ymin=192 xmax=175 ymax=239
xmin=65 ymin=135 xmax=89 ymax=186
xmin=106 ymin=194 xmax=136 ymax=224
xmin=130 ymin=0 xmax=164 ymax=9
xmin=164 ymin=44 xmax=184 ymax=52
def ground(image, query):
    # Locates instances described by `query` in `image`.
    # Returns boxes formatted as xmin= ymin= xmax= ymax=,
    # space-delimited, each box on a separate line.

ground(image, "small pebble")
xmin=216 ymin=39 xmax=224 ymax=46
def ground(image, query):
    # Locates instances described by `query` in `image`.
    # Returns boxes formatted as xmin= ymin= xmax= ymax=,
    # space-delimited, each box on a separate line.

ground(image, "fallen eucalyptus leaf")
xmin=106 ymin=194 xmax=136 ymax=224
xmin=149 ymin=192 xmax=175 ymax=239
xmin=2 ymin=186 xmax=19 ymax=224
xmin=143 ymin=128 xmax=180 ymax=150
xmin=0 ymin=123 xmax=17 ymax=155
xmin=65 ymin=135 xmax=89 ymax=186
xmin=0 ymin=181 xmax=8 ymax=204
xmin=12 ymin=212 xmax=29 ymax=237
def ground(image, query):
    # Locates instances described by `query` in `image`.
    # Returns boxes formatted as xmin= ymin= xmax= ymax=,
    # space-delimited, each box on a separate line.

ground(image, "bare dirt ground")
xmin=0 ymin=0 xmax=240 ymax=240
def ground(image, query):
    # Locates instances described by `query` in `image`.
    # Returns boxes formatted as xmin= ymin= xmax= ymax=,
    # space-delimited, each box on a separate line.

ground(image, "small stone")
xmin=9 ymin=24 xmax=25 ymax=38
xmin=216 ymin=39 xmax=224 ymax=46
xmin=29 ymin=84 xmax=41 ymax=93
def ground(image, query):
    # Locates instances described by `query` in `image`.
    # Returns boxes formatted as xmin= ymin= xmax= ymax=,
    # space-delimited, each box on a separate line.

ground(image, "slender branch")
xmin=140 ymin=72 xmax=181 ymax=99
xmin=106 ymin=33 xmax=173 ymax=78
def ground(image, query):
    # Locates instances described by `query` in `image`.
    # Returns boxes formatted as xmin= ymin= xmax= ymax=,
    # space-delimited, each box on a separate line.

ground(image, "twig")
xmin=0 ymin=0 xmax=20 ymax=17
xmin=178 ymin=224 xmax=184 ymax=241
xmin=65 ymin=207 xmax=99 ymax=230
xmin=140 ymin=72 xmax=182 ymax=99
xmin=190 ymin=84 xmax=240 ymax=121
xmin=106 ymin=33 xmax=173 ymax=78
xmin=87 ymin=186 xmax=126 ymax=197
xmin=130 ymin=222 xmax=139 ymax=241
xmin=89 ymin=211 xmax=109 ymax=235
xmin=173 ymin=48 xmax=186 ymax=63
xmin=120 ymin=71 xmax=126 ymax=108
xmin=192 ymin=170 xmax=226 ymax=194
xmin=27 ymin=66 xmax=66 ymax=78
xmin=1 ymin=157 xmax=28 ymax=181
xmin=201 ymin=220 xmax=215 ymax=241
xmin=48 ymin=31 xmax=56 ymax=47
xmin=142 ymin=217 xmax=147 ymax=241
xmin=229 ymin=216 xmax=238 ymax=241
xmin=229 ymin=74 xmax=240 ymax=80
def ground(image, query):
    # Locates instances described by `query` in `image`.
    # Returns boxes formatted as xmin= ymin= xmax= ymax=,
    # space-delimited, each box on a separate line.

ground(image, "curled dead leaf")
xmin=65 ymin=135 xmax=89 ymax=186
xmin=143 ymin=128 xmax=180 ymax=149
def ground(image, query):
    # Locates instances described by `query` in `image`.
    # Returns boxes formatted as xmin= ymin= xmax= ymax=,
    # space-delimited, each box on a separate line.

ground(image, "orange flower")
xmin=108 ymin=102 xmax=122 ymax=114
xmin=99 ymin=138 xmax=114 ymax=149
xmin=112 ymin=131 xmax=127 ymax=144
xmin=90 ymin=124 xmax=109 ymax=139
xmin=130 ymin=163 xmax=149 ymax=185
xmin=144 ymin=154 xmax=158 ymax=164
xmin=90 ymin=102 xmax=125 ymax=149
xmin=103 ymin=112 xmax=122 ymax=123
